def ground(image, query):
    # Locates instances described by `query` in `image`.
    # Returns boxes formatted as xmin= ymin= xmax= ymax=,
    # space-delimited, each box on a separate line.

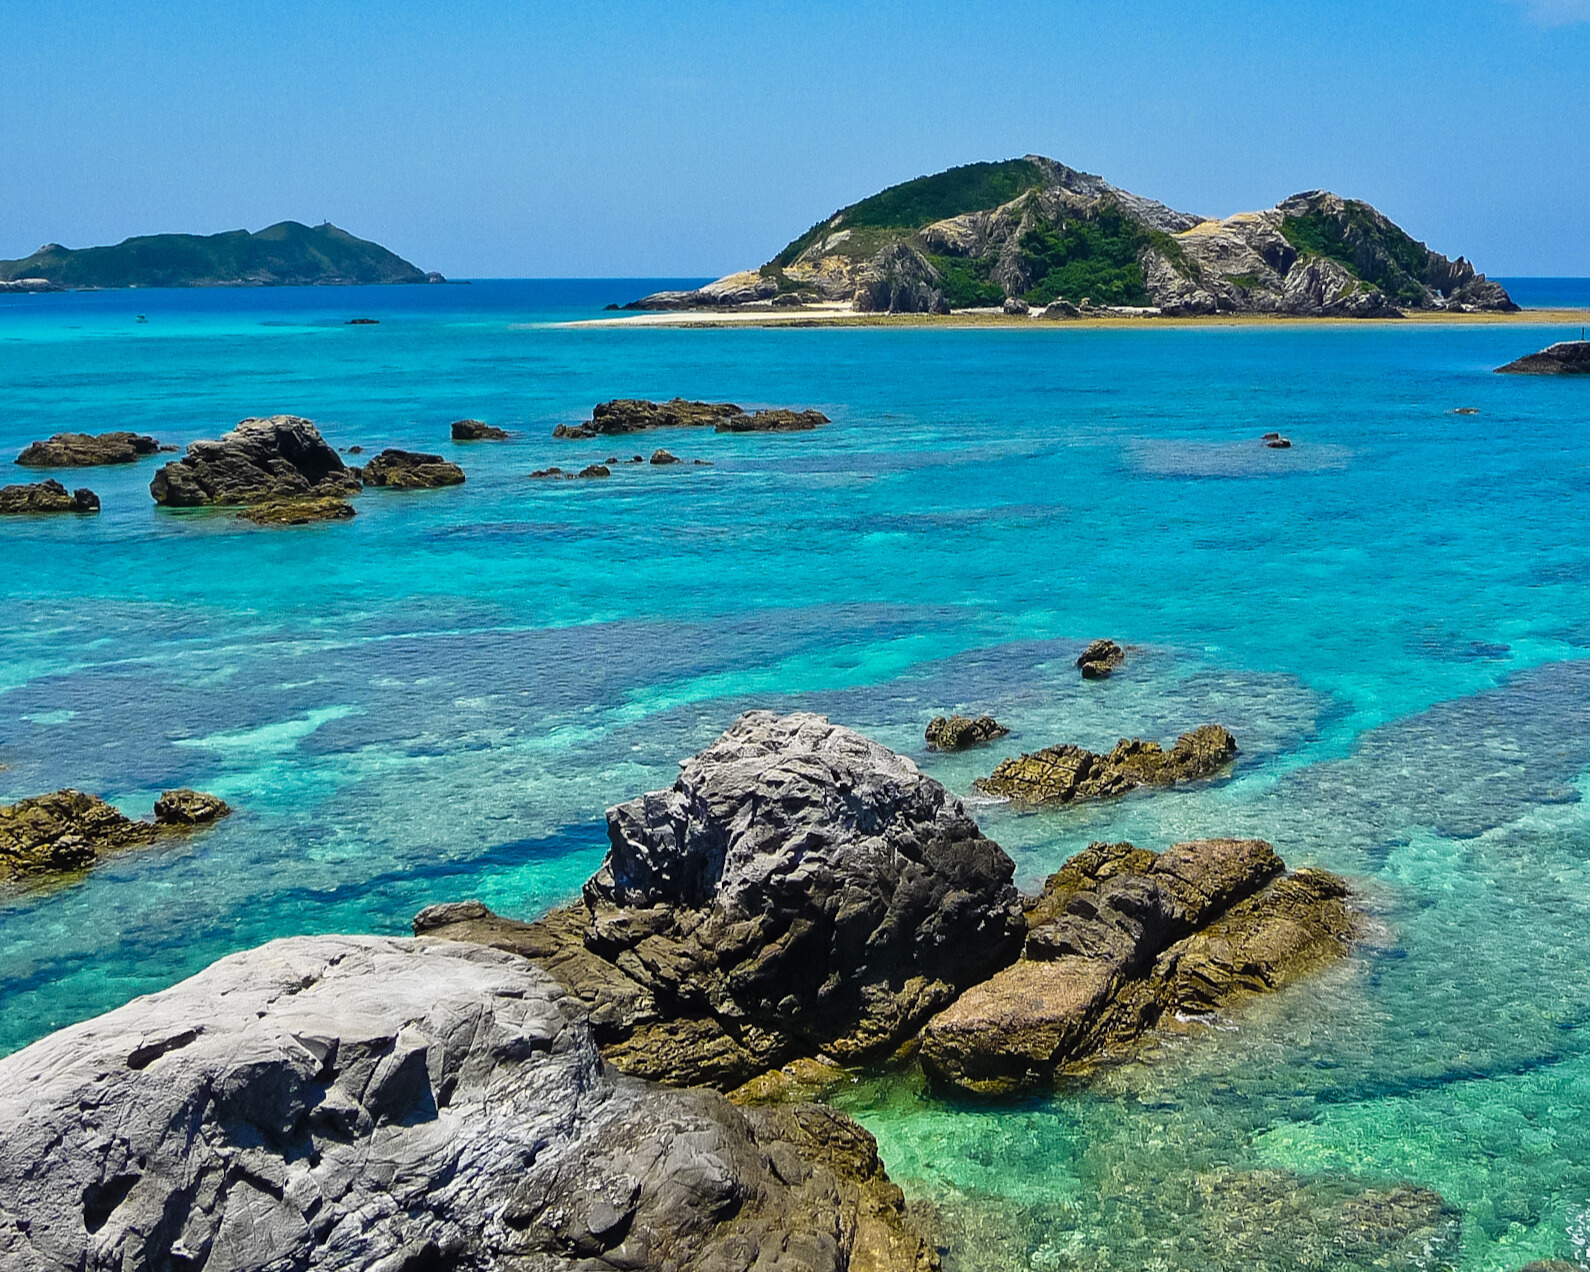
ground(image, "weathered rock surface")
xmin=0 ymin=479 xmax=99 ymax=514
xmin=974 ymin=724 xmax=1237 ymax=804
xmin=650 ymin=448 xmax=681 ymax=465
xmin=924 ymin=714 xmax=1009 ymax=751
xmin=0 ymin=787 xmax=229 ymax=881
xmin=236 ymin=496 xmax=356 ymax=525
xmin=15 ymin=431 xmax=162 ymax=467
xmin=358 ymin=448 xmax=466 ymax=488
xmin=554 ymin=398 xmax=829 ymax=439
xmin=149 ymin=416 xmax=360 ymax=507
xmin=919 ymin=838 xmax=1352 ymax=1092
xmin=1076 ymin=638 xmax=1125 ymax=679
xmin=451 ymin=418 xmax=509 ymax=440
xmin=0 ymin=935 xmax=935 ymax=1272
xmin=1496 ymin=340 xmax=1590 ymax=375
xmin=420 ymin=711 xmax=1025 ymax=1088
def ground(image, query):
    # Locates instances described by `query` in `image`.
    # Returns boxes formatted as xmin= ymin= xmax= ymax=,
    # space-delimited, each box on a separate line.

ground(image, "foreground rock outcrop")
xmin=420 ymin=711 xmax=1025 ymax=1088
xmin=0 ymin=935 xmax=934 ymax=1272
xmin=1496 ymin=340 xmax=1590 ymax=375
xmin=919 ymin=838 xmax=1352 ymax=1092
xmin=924 ymin=714 xmax=1009 ymax=751
xmin=149 ymin=416 xmax=360 ymax=507
xmin=0 ymin=480 xmax=99 ymax=514
xmin=974 ymin=724 xmax=1237 ymax=804
xmin=15 ymin=431 xmax=163 ymax=467
xmin=451 ymin=418 xmax=509 ymax=440
xmin=554 ymin=399 xmax=829 ymax=439
xmin=356 ymin=448 xmax=466 ymax=488
xmin=0 ymin=787 xmax=229 ymax=882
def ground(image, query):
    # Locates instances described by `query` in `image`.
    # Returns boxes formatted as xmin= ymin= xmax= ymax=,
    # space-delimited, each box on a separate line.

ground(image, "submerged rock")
xmin=15 ymin=431 xmax=162 ymax=467
xmin=0 ymin=787 xmax=230 ymax=882
xmin=149 ymin=416 xmax=360 ymax=507
xmin=1495 ymin=340 xmax=1590 ymax=375
xmin=419 ymin=711 xmax=1024 ymax=1088
xmin=924 ymin=714 xmax=1010 ymax=751
xmin=358 ymin=448 xmax=466 ymax=488
xmin=0 ymin=480 xmax=99 ymax=514
xmin=450 ymin=418 xmax=508 ymax=440
xmin=974 ymin=724 xmax=1238 ymax=804
xmin=554 ymin=398 xmax=829 ymax=438
xmin=1076 ymin=638 xmax=1125 ymax=679
xmin=919 ymin=838 xmax=1352 ymax=1093
xmin=236 ymin=496 xmax=355 ymax=525
xmin=0 ymin=935 xmax=934 ymax=1272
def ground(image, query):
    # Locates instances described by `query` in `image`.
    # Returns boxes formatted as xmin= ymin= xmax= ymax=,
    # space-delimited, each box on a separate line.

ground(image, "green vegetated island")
xmin=0 ymin=221 xmax=442 ymax=289
xmin=630 ymin=155 xmax=1518 ymax=318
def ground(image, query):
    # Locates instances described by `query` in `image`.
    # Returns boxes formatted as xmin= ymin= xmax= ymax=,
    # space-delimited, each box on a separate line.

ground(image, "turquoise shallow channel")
xmin=4 ymin=278 xmax=1590 ymax=1271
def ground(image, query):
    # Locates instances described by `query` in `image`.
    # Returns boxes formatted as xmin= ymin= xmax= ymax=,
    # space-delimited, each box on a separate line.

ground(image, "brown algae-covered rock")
xmin=924 ymin=714 xmax=1010 ymax=751
xmin=15 ymin=431 xmax=162 ymax=467
xmin=0 ymin=480 xmax=99 ymax=514
xmin=1 ymin=787 xmax=230 ymax=882
xmin=554 ymin=399 xmax=829 ymax=438
xmin=358 ymin=448 xmax=465 ymax=488
xmin=236 ymin=496 xmax=356 ymax=525
xmin=450 ymin=418 xmax=508 ymax=440
xmin=974 ymin=724 xmax=1238 ymax=804
xmin=1076 ymin=638 xmax=1125 ymax=679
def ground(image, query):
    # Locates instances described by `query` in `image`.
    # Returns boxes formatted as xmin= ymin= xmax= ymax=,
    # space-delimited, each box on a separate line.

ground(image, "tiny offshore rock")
xmin=925 ymin=714 xmax=1010 ymax=751
xmin=578 ymin=463 xmax=611 ymax=478
xmin=553 ymin=398 xmax=829 ymax=438
xmin=918 ymin=837 xmax=1353 ymax=1093
xmin=358 ymin=448 xmax=466 ymax=488
xmin=149 ymin=415 xmax=360 ymax=507
xmin=0 ymin=480 xmax=100 ymax=514
xmin=1 ymin=787 xmax=230 ymax=882
xmin=1266 ymin=436 xmax=1293 ymax=448
xmin=0 ymin=935 xmax=935 ymax=1272
xmin=1076 ymin=638 xmax=1125 ymax=679
xmin=236 ymin=497 xmax=356 ymax=525
xmin=14 ymin=431 xmax=162 ymax=467
xmin=650 ymin=448 xmax=681 ymax=465
xmin=1495 ymin=340 xmax=1590 ymax=375
xmin=418 ymin=710 xmax=1025 ymax=1089
xmin=450 ymin=418 xmax=508 ymax=440
xmin=975 ymin=724 xmax=1238 ymax=804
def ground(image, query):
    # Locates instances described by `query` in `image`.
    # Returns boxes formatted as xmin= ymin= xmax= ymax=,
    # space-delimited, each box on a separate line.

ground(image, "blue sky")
xmin=4 ymin=1 xmax=1587 ymax=276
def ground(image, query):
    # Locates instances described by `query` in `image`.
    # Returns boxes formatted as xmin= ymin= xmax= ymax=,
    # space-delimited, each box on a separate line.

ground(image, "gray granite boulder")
xmin=150 ymin=416 xmax=360 ymax=507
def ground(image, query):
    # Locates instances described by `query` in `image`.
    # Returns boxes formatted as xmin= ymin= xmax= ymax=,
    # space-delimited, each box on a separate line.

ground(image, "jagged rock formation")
xmin=629 ymin=157 xmax=1515 ymax=317
xmin=15 ymin=431 xmax=163 ymax=467
xmin=924 ymin=715 xmax=1009 ymax=751
xmin=451 ymin=419 xmax=509 ymax=440
xmin=237 ymin=497 xmax=356 ymax=525
xmin=974 ymin=725 xmax=1237 ymax=803
xmin=150 ymin=416 xmax=360 ymax=507
xmin=919 ymin=838 xmax=1352 ymax=1093
xmin=0 ymin=935 xmax=934 ymax=1272
xmin=418 ymin=711 xmax=1025 ymax=1089
xmin=356 ymin=448 xmax=466 ymax=488
xmin=1496 ymin=340 xmax=1590 ymax=375
xmin=1 ymin=787 xmax=229 ymax=881
xmin=0 ymin=480 xmax=99 ymax=514
xmin=1077 ymin=639 xmax=1125 ymax=679
xmin=553 ymin=398 xmax=828 ymax=439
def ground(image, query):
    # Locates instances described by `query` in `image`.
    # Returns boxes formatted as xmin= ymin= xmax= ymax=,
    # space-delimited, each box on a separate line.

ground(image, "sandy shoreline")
xmin=561 ymin=305 xmax=1590 ymax=331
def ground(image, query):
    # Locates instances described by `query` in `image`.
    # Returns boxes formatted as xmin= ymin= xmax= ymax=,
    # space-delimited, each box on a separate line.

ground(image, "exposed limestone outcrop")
xmin=924 ymin=715 xmax=1009 ymax=751
xmin=1 ymin=787 xmax=229 ymax=882
xmin=1076 ymin=638 xmax=1125 ymax=679
xmin=149 ymin=416 xmax=360 ymax=507
xmin=553 ymin=398 xmax=829 ymax=438
xmin=918 ymin=838 xmax=1352 ymax=1093
xmin=1496 ymin=341 xmax=1590 ymax=375
xmin=418 ymin=711 xmax=1025 ymax=1089
xmin=974 ymin=725 xmax=1238 ymax=804
xmin=15 ymin=431 xmax=163 ymax=467
xmin=356 ymin=448 xmax=466 ymax=489
xmin=450 ymin=418 xmax=509 ymax=440
xmin=0 ymin=935 xmax=935 ymax=1272
xmin=0 ymin=480 xmax=99 ymax=514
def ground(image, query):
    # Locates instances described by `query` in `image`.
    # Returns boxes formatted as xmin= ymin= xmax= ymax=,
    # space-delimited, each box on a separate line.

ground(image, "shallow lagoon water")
xmin=3 ymin=279 xmax=1590 ymax=1269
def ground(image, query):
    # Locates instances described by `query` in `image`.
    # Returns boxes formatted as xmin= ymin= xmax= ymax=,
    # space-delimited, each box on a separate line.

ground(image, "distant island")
xmin=629 ymin=156 xmax=1517 ymax=318
xmin=0 ymin=221 xmax=443 ymax=290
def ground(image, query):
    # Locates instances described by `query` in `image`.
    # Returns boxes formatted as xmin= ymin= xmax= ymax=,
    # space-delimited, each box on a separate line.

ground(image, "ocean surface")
xmin=3 ymin=277 xmax=1590 ymax=1271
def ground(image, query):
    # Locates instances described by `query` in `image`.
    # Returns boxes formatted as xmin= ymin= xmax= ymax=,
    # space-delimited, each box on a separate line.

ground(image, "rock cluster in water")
xmin=0 ymin=935 xmax=934 ymax=1272
xmin=919 ymin=838 xmax=1352 ymax=1093
xmin=974 ymin=724 xmax=1238 ymax=803
xmin=1495 ymin=340 xmax=1590 ymax=375
xmin=0 ymin=787 xmax=230 ymax=882
xmin=553 ymin=398 xmax=828 ymax=438
xmin=450 ymin=418 xmax=508 ymax=440
xmin=14 ymin=431 xmax=164 ymax=467
xmin=924 ymin=714 xmax=1009 ymax=751
xmin=1076 ymin=638 xmax=1125 ymax=679
xmin=354 ymin=448 xmax=466 ymax=488
xmin=149 ymin=416 xmax=361 ymax=507
xmin=0 ymin=479 xmax=100 ymax=514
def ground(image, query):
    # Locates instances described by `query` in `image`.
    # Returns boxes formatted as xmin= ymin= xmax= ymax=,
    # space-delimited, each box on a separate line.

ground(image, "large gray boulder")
xmin=150 ymin=416 xmax=360 ymax=506
xmin=0 ymin=935 xmax=932 ymax=1272
xmin=1496 ymin=340 xmax=1590 ymax=375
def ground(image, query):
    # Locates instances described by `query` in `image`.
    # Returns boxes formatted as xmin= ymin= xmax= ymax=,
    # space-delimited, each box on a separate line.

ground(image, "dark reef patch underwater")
xmin=3 ymin=280 xmax=1590 ymax=1268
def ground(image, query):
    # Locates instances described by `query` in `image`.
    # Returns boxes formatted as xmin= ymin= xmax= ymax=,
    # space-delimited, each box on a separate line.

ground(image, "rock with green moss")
xmin=1 ymin=787 xmax=230 ymax=882
xmin=974 ymin=724 xmax=1237 ymax=804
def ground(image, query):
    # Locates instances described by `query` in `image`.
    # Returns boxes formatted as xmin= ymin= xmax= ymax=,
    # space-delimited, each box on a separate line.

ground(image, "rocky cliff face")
xmin=630 ymin=156 xmax=1515 ymax=317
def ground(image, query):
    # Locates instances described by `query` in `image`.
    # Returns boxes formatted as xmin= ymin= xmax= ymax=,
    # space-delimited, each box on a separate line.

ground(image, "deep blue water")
xmin=3 ymin=280 xmax=1590 ymax=1270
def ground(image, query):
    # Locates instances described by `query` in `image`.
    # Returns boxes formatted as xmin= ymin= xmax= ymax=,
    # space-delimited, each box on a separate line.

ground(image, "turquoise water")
xmin=4 ymin=280 xmax=1590 ymax=1270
